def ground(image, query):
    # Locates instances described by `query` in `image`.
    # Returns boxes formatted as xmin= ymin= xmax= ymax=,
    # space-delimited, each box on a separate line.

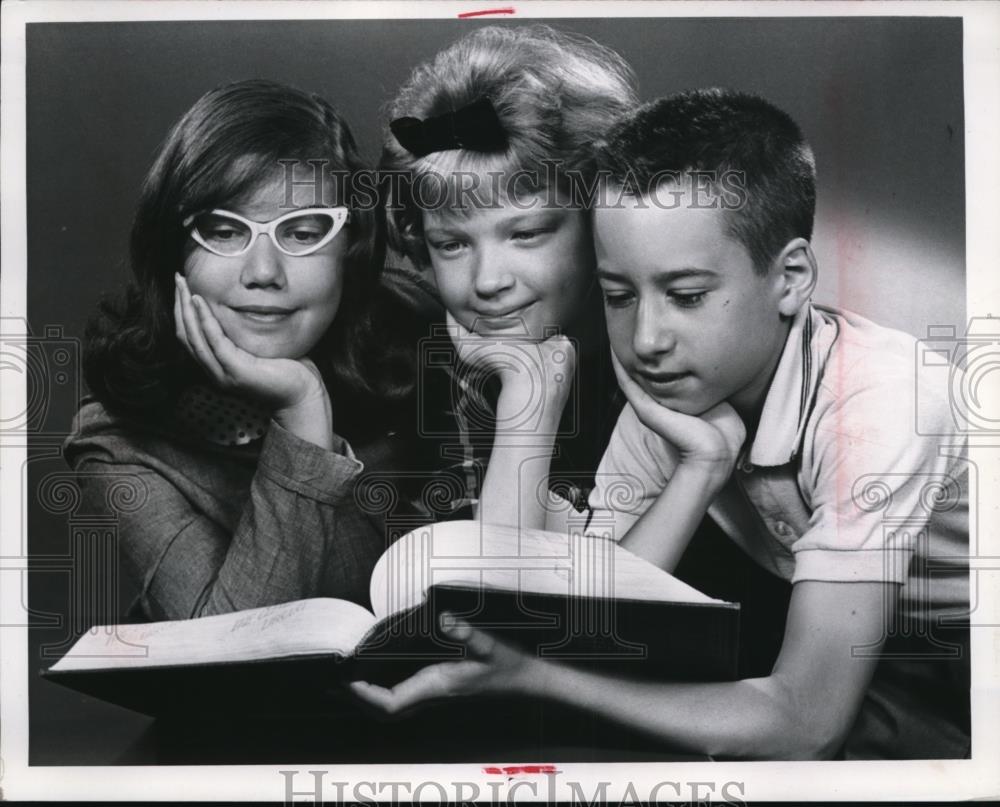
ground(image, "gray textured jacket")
xmin=64 ymin=399 xmax=388 ymax=621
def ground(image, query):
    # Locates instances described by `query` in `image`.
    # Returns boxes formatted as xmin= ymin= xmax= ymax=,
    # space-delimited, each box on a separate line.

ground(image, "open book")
xmin=44 ymin=521 xmax=739 ymax=715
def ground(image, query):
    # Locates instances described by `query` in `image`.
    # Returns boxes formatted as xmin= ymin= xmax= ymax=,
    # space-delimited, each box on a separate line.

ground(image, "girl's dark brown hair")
xmin=84 ymin=80 xmax=390 ymax=421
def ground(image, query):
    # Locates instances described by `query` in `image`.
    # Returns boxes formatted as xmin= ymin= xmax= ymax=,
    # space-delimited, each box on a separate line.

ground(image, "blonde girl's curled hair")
xmin=381 ymin=24 xmax=638 ymax=265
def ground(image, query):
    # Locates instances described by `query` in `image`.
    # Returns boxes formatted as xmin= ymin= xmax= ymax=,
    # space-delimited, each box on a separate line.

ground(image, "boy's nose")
xmin=471 ymin=249 xmax=515 ymax=297
xmin=632 ymin=301 xmax=675 ymax=359
xmin=239 ymin=234 xmax=287 ymax=288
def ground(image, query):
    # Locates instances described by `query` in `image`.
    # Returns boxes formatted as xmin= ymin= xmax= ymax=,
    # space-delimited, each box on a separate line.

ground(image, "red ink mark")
xmin=483 ymin=764 xmax=559 ymax=775
xmin=458 ymin=7 xmax=516 ymax=18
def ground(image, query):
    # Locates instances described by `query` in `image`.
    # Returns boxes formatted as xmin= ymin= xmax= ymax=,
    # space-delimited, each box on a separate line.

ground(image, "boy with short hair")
xmin=353 ymin=89 xmax=969 ymax=760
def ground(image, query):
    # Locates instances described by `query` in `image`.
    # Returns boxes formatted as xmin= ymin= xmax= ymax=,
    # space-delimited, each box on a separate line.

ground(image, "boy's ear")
xmin=772 ymin=238 xmax=817 ymax=317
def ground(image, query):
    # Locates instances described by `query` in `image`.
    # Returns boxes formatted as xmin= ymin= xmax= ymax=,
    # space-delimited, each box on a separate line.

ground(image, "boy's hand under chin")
xmin=348 ymin=615 xmax=544 ymax=717
xmin=611 ymin=352 xmax=745 ymax=491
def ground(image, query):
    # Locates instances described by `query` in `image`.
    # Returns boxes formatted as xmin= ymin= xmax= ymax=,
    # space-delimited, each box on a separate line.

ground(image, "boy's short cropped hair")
xmin=593 ymin=88 xmax=817 ymax=274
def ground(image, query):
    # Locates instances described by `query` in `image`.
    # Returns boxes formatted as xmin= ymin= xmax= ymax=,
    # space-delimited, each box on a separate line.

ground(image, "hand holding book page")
xmin=44 ymin=522 xmax=738 ymax=715
xmin=354 ymin=522 xmax=733 ymax=715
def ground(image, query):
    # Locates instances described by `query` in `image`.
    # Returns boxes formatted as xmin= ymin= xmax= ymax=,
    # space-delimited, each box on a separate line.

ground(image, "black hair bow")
xmin=390 ymin=97 xmax=508 ymax=157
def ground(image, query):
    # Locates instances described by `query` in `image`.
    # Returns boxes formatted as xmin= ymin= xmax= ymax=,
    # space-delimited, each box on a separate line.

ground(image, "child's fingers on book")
xmin=388 ymin=664 xmax=458 ymax=706
xmin=348 ymin=668 xmax=454 ymax=716
xmin=457 ymin=623 xmax=497 ymax=659
xmin=440 ymin=613 xmax=475 ymax=641
xmin=346 ymin=679 xmax=381 ymax=700
xmin=441 ymin=615 xmax=497 ymax=660
xmin=347 ymin=679 xmax=407 ymax=715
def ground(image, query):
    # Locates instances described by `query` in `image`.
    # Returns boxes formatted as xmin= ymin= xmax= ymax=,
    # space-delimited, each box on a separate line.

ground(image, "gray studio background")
xmin=27 ymin=17 xmax=964 ymax=344
xmin=24 ymin=16 xmax=964 ymax=763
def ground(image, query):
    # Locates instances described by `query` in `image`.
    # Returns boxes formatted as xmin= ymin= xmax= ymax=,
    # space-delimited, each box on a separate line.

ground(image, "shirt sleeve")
xmin=70 ymin=420 xmax=376 ymax=620
xmin=791 ymin=375 xmax=966 ymax=585
xmin=585 ymin=403 xmax=680 ymax=542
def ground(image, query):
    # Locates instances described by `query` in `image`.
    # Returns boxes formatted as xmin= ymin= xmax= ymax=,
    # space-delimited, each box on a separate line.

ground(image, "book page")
xmin=369 ymin=521 xmax=723 ymax=620
xmin=49 ymin=598 xmax=376 ymax=672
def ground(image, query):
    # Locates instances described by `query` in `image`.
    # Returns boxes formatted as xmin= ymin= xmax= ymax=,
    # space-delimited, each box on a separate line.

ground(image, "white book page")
xmin=50 ymin=598 xmax=376 ymax=672
xmin=369 ymin=521 xmax=722 ymax=620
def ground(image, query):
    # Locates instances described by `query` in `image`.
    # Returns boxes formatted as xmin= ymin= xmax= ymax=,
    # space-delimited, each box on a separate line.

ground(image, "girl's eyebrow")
xmin=501 ymin=209 xmax=561 ymax=223
xmin=423 ymin=226 xmax=465 ymax=239
xmin=596 ymin=267 xmax=631 ymax=283
xmin=494 ymin=211 xmax=567 ymax=234
xmin=425 ymin=208 xmax=564 ymax=238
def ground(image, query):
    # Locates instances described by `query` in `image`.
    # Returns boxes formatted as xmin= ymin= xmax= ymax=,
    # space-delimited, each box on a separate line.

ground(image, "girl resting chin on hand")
xmin=67 ymin=80 xmax=399 ymax=621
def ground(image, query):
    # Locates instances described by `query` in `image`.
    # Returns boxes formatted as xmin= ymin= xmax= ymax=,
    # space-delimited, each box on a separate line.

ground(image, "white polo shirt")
xmin=589 ymin=302 xmax=969 ymax=642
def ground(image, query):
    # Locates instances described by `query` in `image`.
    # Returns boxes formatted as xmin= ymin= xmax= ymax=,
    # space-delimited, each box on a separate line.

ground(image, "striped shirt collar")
xmin=747 ymin=302 xmax=836 ymax=468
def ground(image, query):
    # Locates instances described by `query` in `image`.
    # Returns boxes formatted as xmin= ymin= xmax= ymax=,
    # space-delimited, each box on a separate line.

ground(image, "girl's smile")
xmin=423 ymin=192 xmax=595 ymax=342
xmin=229 ymin=304 xmax=298 ymax=325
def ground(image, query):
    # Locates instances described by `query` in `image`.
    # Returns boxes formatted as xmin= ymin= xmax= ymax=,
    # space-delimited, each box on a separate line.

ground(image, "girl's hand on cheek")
xmin=175 ymin=275 xmax=334 ymax=449
xmin=175 ymin=274 xmax=323 ymax=410
xmin=348 ymin=615 xmax=544 ymax=717
xmin=446 ymin=311 xmax=577 ymax=420
xmin=611 ymin=351 xmax=745 ymax=488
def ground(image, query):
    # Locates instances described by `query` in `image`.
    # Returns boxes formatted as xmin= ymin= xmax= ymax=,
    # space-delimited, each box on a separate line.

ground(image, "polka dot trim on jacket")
xmin=176 ymin=385 xmax=270 ymax=447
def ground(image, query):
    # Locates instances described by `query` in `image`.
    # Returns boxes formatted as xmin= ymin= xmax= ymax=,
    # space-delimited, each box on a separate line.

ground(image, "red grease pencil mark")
xmin=483 ymin=764 xmax=559 ymax=775
xmin=458 ymin=7 xmax=516 ymax=18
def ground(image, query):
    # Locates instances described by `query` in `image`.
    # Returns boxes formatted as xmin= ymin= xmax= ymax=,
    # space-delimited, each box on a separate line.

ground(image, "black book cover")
xmin=43 ymin=584 xmax=739 ymax=716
